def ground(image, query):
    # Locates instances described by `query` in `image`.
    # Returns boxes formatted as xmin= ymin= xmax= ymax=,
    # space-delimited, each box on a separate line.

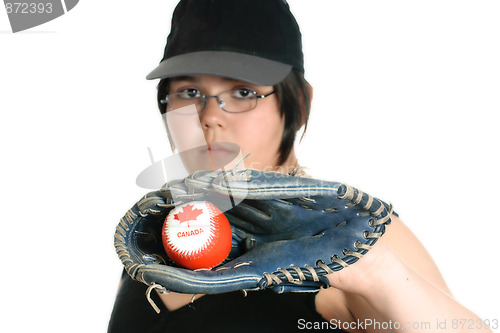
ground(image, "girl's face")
xmin=168 ymin=75 xmax=293 ymax=171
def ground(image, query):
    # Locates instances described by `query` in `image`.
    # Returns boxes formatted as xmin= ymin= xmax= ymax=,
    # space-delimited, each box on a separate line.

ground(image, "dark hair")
xmin=156 ymin=70 xmax=311 ymax=166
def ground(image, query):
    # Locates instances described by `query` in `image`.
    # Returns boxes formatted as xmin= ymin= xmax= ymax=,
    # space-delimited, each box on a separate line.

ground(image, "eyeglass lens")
xmin=167 ymin=90 xmax=257 ymax=113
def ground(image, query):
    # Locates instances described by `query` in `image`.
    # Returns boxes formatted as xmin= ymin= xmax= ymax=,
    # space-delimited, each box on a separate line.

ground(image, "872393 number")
xmin=5 ymin=2 xmax=53 ymax=14
xmin=451 ymin=318 xmax=498 ymax=330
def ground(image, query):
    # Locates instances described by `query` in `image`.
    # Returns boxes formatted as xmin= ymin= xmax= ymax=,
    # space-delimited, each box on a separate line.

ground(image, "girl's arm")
xmin=318 ymin=215 xmax=492 ymax=333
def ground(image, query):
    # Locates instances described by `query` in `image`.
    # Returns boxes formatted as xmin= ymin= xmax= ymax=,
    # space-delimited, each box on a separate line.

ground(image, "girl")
xmin=109 ymin=1 xmax=491 ymax=332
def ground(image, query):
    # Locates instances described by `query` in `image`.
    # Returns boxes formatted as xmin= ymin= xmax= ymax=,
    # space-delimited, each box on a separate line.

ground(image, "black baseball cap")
xmin=146 ymin=0 xmax=304 ymax=86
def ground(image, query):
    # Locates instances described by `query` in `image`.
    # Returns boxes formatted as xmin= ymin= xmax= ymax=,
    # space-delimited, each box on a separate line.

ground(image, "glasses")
xmin=160 ymin=89 xmax=276 ymax=113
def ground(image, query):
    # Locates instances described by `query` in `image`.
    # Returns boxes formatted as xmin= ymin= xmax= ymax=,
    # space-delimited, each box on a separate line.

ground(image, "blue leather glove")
xmin=114 ymin=169 xmax=392 ymax=312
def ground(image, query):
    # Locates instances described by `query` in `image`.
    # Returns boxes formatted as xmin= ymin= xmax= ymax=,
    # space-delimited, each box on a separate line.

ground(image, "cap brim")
xmin=146 ymin=51 xmax=292 ymax=86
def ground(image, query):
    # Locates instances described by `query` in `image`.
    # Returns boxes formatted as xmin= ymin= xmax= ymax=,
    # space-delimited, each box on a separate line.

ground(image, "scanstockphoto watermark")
xmin=297 ymin=318 xmax=499 ymax=331
xmin=3 ymin=0 xmax=79 ymax=33
xmin=297 ymin=319 xmax=431 ymax=331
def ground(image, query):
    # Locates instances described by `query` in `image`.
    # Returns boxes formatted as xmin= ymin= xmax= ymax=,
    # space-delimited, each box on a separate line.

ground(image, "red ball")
xmin=162 ymin=201 xmax=232 ymax=270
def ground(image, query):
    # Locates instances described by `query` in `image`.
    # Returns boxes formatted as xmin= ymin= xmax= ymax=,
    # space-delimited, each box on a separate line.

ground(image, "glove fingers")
xmin=135 ymin=210 xmax=385 ymax=295
xmin=139 ymin=263 xmax=262 ymax=294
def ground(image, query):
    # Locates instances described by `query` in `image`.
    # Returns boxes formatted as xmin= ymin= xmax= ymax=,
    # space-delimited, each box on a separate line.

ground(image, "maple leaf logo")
xmin=173 ymin=204 xmax=204 ymax=227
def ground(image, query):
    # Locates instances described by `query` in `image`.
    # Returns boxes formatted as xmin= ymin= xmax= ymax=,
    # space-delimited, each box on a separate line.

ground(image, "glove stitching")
xmin=278 ymin=268 xmax=302 ymax=284
xmin=317 ymin=262 xmax=335 ymax=274
xmin=291 ymin=265 xmax=306 ymax=281
xmin=299 ymin=197 xmax=317 ymax=203
xmin=145 ymin=283 xmax=164 ymax=314
xmin=304 ymin=265 xmax=320 ymax=282
xmin=232 ymin=261 xmax=252 ymax=268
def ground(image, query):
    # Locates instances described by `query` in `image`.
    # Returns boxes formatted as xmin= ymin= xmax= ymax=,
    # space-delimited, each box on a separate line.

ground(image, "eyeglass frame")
xmin=160 ymin=89 xmax=276 ymax=113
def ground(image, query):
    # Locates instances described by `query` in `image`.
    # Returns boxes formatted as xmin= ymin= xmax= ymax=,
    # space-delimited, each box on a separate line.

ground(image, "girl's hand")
xmin=325 ymin=237 xmax=405 ymax=298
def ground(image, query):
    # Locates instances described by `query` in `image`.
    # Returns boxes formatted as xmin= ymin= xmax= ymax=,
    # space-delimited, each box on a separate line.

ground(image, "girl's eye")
xmin=232 ymin=89 xmax=255 ymax=99
xmin=177 ymin=88 xmax=202 ymax=99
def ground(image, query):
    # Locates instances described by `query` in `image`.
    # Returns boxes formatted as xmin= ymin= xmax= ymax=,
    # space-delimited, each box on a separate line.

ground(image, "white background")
xmin=1 ymin=1 xmax=499 ymax=331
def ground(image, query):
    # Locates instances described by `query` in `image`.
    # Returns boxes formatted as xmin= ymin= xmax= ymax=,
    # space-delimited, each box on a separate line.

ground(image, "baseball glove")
xmin=114 ymin=169 xmax=392 ymax=312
